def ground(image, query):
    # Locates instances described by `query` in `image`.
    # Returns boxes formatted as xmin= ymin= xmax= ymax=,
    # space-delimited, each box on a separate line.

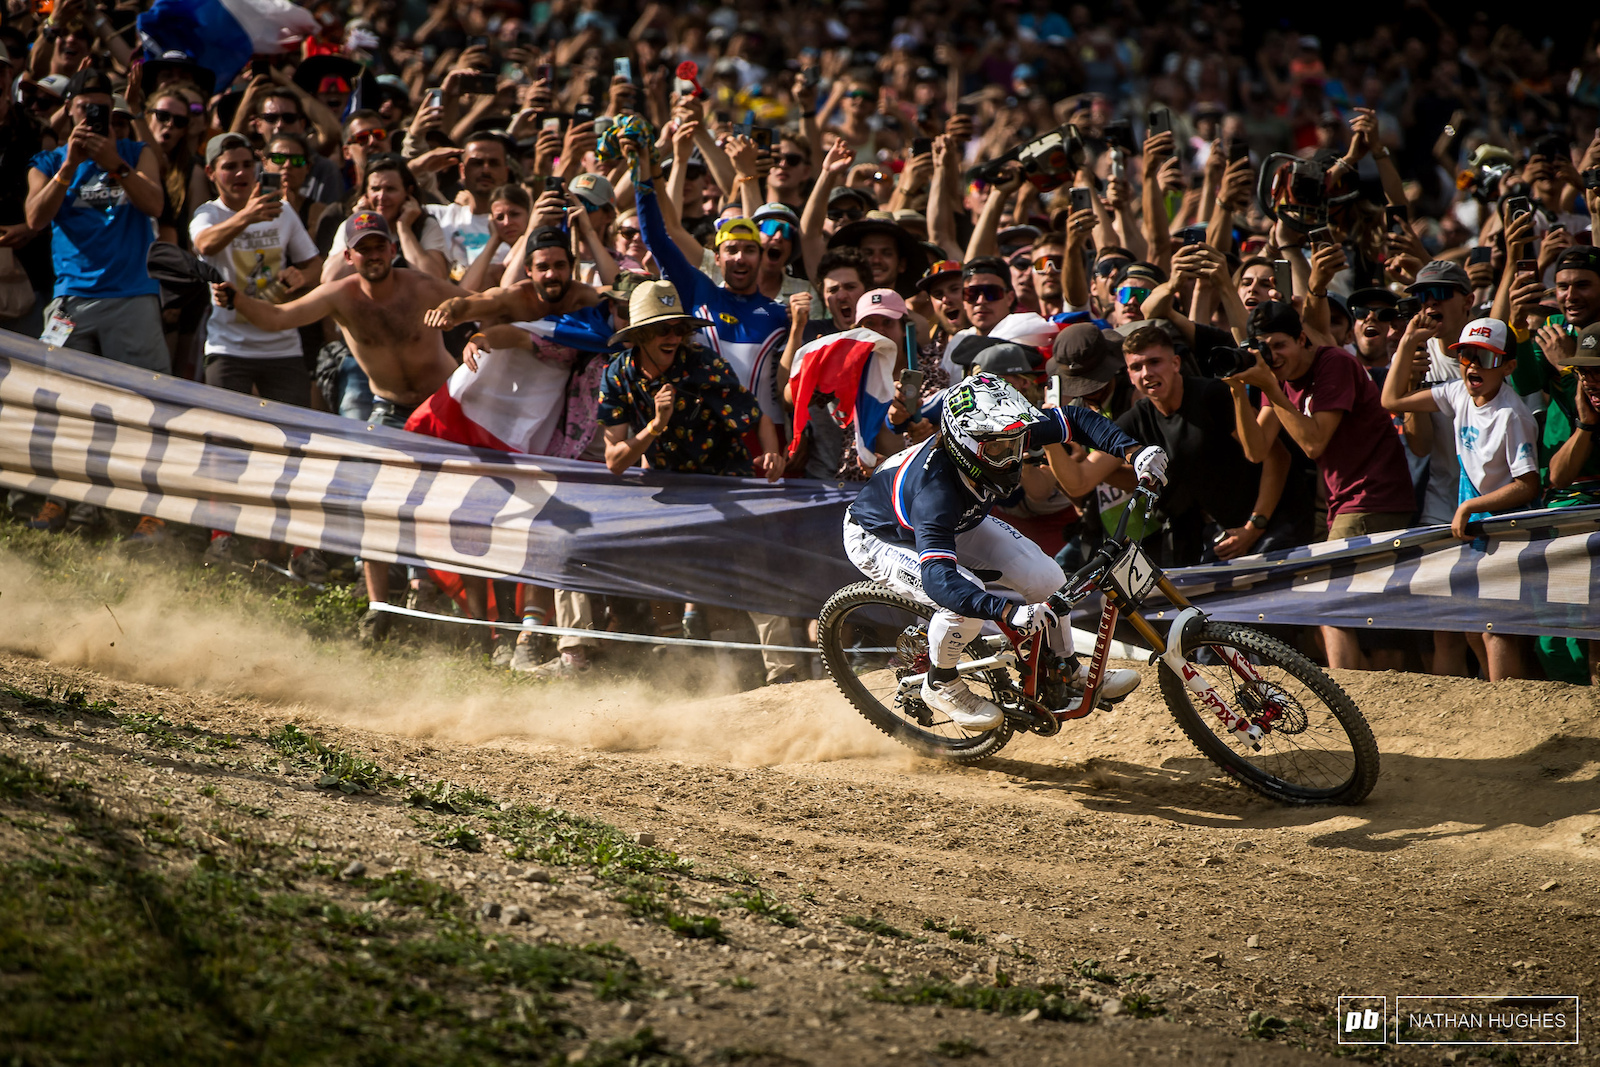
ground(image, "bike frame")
xmin=983 ymin=484 xmax=1271 ymax=744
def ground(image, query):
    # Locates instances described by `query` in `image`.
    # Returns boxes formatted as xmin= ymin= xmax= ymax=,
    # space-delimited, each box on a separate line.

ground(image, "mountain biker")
xmin=843 ymin=372 xmax=1169 ymax=731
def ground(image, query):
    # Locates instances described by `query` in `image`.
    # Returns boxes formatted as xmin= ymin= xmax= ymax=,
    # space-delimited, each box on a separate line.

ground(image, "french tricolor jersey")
xmin=636 ymin=186 xmax=789 ymax=424
xmin=847 ymin=404 xmax=1138 ymax=620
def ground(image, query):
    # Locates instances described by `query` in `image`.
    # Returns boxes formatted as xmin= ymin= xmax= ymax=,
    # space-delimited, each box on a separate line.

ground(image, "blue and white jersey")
xmin=635 ymin=185 xmax=789 ymax=425
xmin=848 ymin=406 xmax=1138 ymax=620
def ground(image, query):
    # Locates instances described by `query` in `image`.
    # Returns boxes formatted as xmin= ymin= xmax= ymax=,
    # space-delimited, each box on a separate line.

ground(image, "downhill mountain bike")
xmin=818 ymin=481 xmax=1380 ymax=805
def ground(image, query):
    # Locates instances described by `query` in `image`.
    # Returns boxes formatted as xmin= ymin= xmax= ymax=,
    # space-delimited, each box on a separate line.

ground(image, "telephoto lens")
xmin=1214 ymin=346 xmax=1260 ymax=377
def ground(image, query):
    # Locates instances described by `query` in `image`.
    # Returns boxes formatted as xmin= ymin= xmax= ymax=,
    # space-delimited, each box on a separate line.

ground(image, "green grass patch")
xmin=868 ymin=977 xmax=1095 ymax=1023
xmin=0 ymin=751 xmax=663 ymax=1065
xmin=724 ymin=887 xmax=799 ymax=928
xmin=1122 ymin=991 xmax=1164 ymax=1018
xmin=490 ymin=804 xmax=692 ymax=885
xmin=923 ymin=917 xmax=986 ymax=944
xmin=268 ymin=722 xmax=400 ymax=794
xmin=428 ymin=824 xmax=484 ymax=853
xmin=1 ymin=682 xmax=118 ymax=717
xmin=1071 ymin=957 xmax=1118 ymax=984
xmin=1245 ymin=1010 xmax=1291 ymax=1039
xmin=406 ymin=778 xmax=494 ymax=815
xmin=616 ymin=891 xmax=726 ymax=943
xmin=843 ymin=914 xmax=911 ymax=940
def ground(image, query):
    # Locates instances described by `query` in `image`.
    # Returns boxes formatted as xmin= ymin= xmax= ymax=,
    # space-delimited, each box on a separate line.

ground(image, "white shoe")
xmin=1087 ymin=662 xmax=1142 ymax=702
xmin=920 ymin=676 xmax=1003 ymax=732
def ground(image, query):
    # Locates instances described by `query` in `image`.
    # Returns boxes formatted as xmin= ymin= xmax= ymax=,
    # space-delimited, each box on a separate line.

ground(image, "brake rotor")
xmin=894 ymin=626 xmax=935 ymax=726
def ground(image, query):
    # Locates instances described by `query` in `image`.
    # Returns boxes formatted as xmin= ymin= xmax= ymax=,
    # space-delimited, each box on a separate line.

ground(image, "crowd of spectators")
xmin=1 ymin=0 xmax=1597 ymax=685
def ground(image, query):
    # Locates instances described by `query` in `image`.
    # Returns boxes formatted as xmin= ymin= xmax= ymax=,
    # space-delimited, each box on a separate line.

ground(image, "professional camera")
xmin=1212 ymin=342 xmax=1261 ymax=378
xmin=970 ymin=125 xmax=1085 ymax=193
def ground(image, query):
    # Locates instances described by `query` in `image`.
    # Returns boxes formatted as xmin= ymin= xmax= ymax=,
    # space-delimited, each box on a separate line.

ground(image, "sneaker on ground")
xmin=920 ymin=675 xmax=1003 ymax=732
xmin=289 ymin=547 xmax=328 ymax=584
xmin=490 ymin=636 xmax=515 ymax=668
xmin=509 ymin=630 xmax=554 ymax=672
xmin=66 ymin=502 xmax=102 ymax=530
xmin=126 ymin=515 xmax=167 ymax=545
xmin=203 ymin=533 xmax=239 ymax=566
xmin=359 ymin=607 xmax=391 ymax=645
xmin=27 ymin=501 xmax=67 ymax=532
xmin=528 ymin=650 xmax=591 ymax=679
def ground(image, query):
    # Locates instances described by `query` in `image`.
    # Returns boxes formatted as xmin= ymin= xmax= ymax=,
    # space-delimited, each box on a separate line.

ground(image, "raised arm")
xmin=926 ymin=135 xmax=963 ymax=260
xmin=1381 ymin=318 xmax=1443 ymax=415
xmin=801 ymin=137 xmax=853 ymax=280
xmin=218 ymin=279 xmax=342 ymax=333
xmin=965 ymin=162 xmax=1024 ymax=261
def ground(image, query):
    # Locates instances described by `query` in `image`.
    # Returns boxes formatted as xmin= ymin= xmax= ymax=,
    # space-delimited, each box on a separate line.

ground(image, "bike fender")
xmin=1160 ymin=607 xmax=1208 ymax=669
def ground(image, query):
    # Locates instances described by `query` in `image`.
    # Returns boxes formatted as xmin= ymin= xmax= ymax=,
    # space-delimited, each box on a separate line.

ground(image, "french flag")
xmin=406 ymin=307 xmax=618 ymax=455
xmin=787 ymin=327 xmax=900 ymax=468
xmin=137 ymin=0 xmax=317 ymax=88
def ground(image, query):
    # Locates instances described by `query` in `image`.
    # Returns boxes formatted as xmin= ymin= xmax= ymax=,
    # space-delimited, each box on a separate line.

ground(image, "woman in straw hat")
xmin=598 ymin=279 xmax=786 ymax=482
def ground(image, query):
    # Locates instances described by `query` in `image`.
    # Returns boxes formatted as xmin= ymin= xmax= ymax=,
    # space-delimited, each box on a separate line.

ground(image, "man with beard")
xmin=215 ymin=211 xmax=470 ymax=641
xmin=424 ymin=226 xmax=600 ymax=335
xmin=424 ymin=133 xmax=512 ymax=281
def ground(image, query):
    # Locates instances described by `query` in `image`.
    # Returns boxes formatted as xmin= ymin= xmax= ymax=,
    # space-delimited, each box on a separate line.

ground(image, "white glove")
xmin=1133 ymin=446 xmax=1169 ymax=487
xmin=1007 ymin=602 xmax=1060 ymax=637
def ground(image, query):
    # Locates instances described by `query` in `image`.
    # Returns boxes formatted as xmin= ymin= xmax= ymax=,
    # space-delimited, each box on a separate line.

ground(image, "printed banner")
xmin=0 ymin=333 xmax=1595 ymax=637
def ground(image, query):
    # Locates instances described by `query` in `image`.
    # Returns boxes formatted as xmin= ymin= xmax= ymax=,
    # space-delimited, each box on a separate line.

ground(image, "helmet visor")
xmin=977 ymin=434 xmax=1025 ymax=469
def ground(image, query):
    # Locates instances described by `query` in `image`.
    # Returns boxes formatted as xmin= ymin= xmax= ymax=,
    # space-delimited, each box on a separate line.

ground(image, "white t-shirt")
xmin=327 ymin=211 xmax=449 ymax=266
xmin=190 ymin=199 xmax=319 ymax=359
xmin=1430 ymin=378 xmax=1539 ymax=500
xmin=427 ymin=201 xmax=493 ymax=279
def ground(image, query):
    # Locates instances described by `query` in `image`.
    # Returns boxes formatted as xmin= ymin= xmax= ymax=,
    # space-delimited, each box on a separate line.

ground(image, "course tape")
xmin=367 ymin=601 xmax=1148 ymax=660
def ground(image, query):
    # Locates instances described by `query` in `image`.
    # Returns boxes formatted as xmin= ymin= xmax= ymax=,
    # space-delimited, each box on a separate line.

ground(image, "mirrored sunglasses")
xmin=1032 ymin=254 xmax=1063 ymax=273
xmin=1412 ymin=284 xmax=1459 ymax=304
xmin=758 ymin=219 xmax=796 ymax=240
xmin=963 ymin=284 xmax=1007 ymax=303
xmin=1117 ymin=285 xmax=1151 ymax=305
xmin=266 ymin=152 xmax=308 ymax=167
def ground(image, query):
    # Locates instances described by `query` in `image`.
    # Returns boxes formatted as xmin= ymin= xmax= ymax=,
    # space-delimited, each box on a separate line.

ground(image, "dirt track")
xmin=1 ymin=548 xmax=1598 ymax=1064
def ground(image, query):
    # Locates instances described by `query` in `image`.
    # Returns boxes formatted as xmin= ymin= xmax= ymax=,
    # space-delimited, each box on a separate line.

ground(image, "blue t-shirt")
xmin=31 ymin=140 xmax=158 ymax=299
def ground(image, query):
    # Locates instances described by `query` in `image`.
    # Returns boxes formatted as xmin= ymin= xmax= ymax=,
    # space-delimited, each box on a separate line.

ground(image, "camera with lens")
xmin=970 ymin=124 xmax=1085 ymax=193
xmin=1212 ymin=342 xmax=1261 ymax=378
xmin=1583 ymin=168 xmax=1600 ymax=191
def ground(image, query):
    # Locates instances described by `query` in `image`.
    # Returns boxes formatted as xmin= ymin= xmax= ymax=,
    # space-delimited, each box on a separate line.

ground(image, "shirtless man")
xmin=423 ymin=225 xmax=600 ymax=333
xmin=213 ymin=210 xmax=469 ymax=641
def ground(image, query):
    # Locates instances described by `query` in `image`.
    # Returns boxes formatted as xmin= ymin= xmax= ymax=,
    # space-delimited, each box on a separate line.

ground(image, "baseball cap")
xmin=1049 ymin=324 xmax=1124 ymax=397
xmin=1555 ymin=246 xmax=1600 ymax=278
xmin=568 ymin=172 xmax=615 ymax=209
xmin=35 ymin=75 xmax=71 ymax=99
xmin=714 ymin=217 xmax=761 ymax=248
xmin=63 ymin=68 xmax=114 ymax=101
xmin=1406 ymin=260 xmax=1472 ymax=296
xmin=1564 ymin=322 xmax=1600 ymax=367
xmin=529 ymin=225 xmax=570 ymax=253
xmin=962 ymin=256 xmax=1011 ymax=283
xmin=752 ymin=202 xmax=801 ymax=228
xmin=827 ymin=185 xmax=874 ymax=211
xmin=1450 ymin=317 xmax=1509 ymax=356
xmin=204 ymin=132 xmax=253 ymax=165
xmin=855 ymin=289 xmax=907 ymax=322
xmin=915 ymin=259 xmax=962 ymax=293
xmin=1114 ymin=261 xmax=1167 ymax=289
xmin=343 ymin=210 xmax=393 ymax=245
xmin=112 ymin=95 xmax=133 ymax=117
xmin=972 ymin=341 xmax=1040 ymax=377
xmin=600 ymin=271 xmax=653 ymax=302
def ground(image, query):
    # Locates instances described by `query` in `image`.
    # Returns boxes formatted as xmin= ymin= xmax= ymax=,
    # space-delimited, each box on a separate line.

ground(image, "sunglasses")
xmin=1116 ymin=285 xmax=1151 ymax=305
xmin=963 ymin=283 xmax=1007 ymax=303
xmin=1352 ymin=306 xmax=1399 ymax=322
xmin=776 ymin=151 xmax=806 ymax=168
xmin=1032 ymin=254 xmax=1063 ymax=273
xmin=846 ymin=89 xmax=873 ymax=100
xmin=149 ymin=108 xmax=190 ymax=128
xmin=649 ymin=322 xmax=696 ymax=339
xmin=266 ymin=152 xmax=308 ymax=167
xmin=1412 ymin=284 xmax=1459 ymax=304
xmin=259 ymin=111 xmax=304 ymax=126
xmin=1008 ymin=254 xmax=1032 ymax=270
xmin=1457 ymin=347 xmax=1509 ymax=369
xmin=828 ymin=206 xmax=865 ymax=222
xmin=1094 ymin=260 xmax=1128 ymax=277
xmin=758 ymin=219 xmax=796 ymax=240
xmin=347 ymin=128 xmax=387 ymax=146
xmin=617 ymin=226 xmax=641 ymax=240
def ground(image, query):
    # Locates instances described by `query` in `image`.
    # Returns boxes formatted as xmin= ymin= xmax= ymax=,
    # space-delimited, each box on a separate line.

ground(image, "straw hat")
xmin=609 ymin=280 xmax=714 ymax=345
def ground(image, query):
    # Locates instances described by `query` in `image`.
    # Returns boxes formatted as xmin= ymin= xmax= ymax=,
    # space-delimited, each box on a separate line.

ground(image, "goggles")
xmin=1032 ymin=254 xmax=1063 ymax=274
xmin=977 ymin=434 xmax=1026 ymax=469
xmin=266 ymin=152 xmax=308 ymax=168
xmin=1412 ymin=283 xmax=1460 ymax=304
xmin=963 ymin=283 xmax=1007 ymax=303
xmin=1117 ymin=285 xmax=1151 ymax=305
xmin=920 ymin=260 xmax=962 ymax=288
xmin=758 ymin=219 xmax=796 ymax=240
xmin=149 ymin=108 xmax=190 ymax=128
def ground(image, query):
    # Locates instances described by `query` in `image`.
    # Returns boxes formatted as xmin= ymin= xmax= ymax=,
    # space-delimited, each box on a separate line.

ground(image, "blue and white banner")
xmin=0 ymin=333 xmax=1595 ymax=636
xmin=0 ymin=336 xmax=861 ymax=619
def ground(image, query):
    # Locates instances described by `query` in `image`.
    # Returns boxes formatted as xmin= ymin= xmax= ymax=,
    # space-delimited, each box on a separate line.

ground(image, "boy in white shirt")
xmin=1381 ymin=317 xmax=1541 ymax=680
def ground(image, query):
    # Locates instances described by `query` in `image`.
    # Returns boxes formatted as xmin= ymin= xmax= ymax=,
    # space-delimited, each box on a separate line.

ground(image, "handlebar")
xmin=1110 ymin=477 xmax=1162 ymax=543
xmin=1050 ymin=477 xmax=1161 ymax=612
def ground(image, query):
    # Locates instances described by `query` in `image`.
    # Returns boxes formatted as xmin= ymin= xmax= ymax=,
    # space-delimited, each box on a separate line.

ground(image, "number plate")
xmin=1106 ymin=543 xmax=1159 ymax=603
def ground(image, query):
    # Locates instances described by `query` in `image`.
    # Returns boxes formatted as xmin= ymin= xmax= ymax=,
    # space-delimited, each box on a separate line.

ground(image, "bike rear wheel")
xmin=817 ymin=581 xmax=1014 ymax=763
xmin=1158 ymin=622 xmax=1379 ymax=805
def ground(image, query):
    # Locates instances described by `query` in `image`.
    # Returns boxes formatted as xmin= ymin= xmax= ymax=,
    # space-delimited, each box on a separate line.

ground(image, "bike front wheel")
xmin=1158 ymin=622 xmax=1379 ymax=805
xmin=817 ymin=581 xmax=1014 ymax=763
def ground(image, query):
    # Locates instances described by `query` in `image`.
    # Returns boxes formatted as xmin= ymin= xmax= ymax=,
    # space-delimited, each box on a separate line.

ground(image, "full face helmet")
xmin=938 ymin=372 xmax=1042 ymax=496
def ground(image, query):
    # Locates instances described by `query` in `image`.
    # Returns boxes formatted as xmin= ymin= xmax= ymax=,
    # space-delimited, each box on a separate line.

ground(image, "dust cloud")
xmin=0 ymin=550 xmax=895 ymax=767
